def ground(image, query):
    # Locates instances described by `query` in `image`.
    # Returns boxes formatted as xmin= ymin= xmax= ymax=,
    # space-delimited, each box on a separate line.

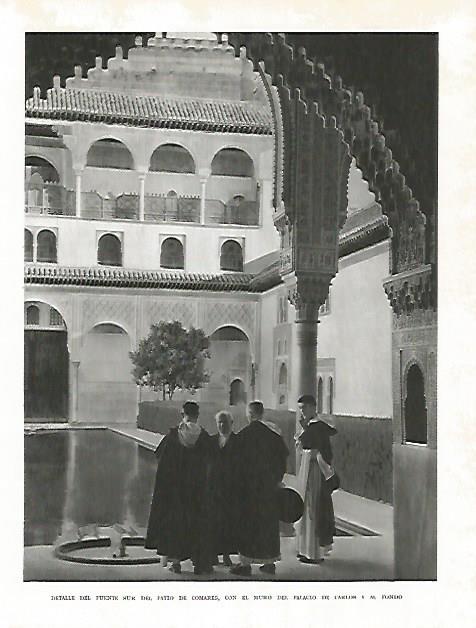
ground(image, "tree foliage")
xmin=130 ymin=321 xmax=210 ymax=399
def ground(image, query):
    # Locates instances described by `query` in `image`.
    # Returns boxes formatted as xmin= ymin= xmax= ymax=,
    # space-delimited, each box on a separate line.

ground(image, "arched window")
xmin=230 ymin=379 xmax=246 ymax=406
xmin=220 ymin=240 xmax=243 ymax=272
xmin=279 ymin=363 xmax=287 ymax=385
xmin=98 ymin=234 xmax=122 ymax=266
xmin=49 ymin=307 xmax=65 ymax=327
xmin=36 ymin=230 xmax=57 ymax=263
xmin=92 ymin=323 xmax=126 ymax=334
xmin=149 ymin=144 xmax=195 ymax=173
xmin=404 ymin=364 xmax=428 ymax=444
xmin=328 ymin=377 xmax=334 ymax=414
xmin=160 ymin=237 xmax=184 ymax=269
xmin=25 ymin=229 xmax=33 ymax=262
xmin=317 ymin=377 xmax=323 ymax=413
xmin=25 ymin=156 xmax=59 ymax=183
xmin=26 ymin=304 xmax=40 ymax=325
xmin=87 ymin=139 xmax=134 ymax=170
xmin=211 ymin=148 xmax=254 ymax=177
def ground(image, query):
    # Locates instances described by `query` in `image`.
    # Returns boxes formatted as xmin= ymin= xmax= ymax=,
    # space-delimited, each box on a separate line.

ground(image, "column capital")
xmin=198 ymin=167 xmax=211 ymax=182
xmin=285 ymin=273 xmax=333 ymax=322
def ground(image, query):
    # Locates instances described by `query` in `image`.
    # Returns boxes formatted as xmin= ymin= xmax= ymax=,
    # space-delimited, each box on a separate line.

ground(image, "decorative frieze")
xmin=383 ymin=264 xmax=435 ymax=317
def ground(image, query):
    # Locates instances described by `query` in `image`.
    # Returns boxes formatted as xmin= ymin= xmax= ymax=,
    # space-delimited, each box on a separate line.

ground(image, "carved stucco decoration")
xmin=383 ymin=264 xmax=436 ymax=318
xmin=224 ymin=32 xmax=435 ymax=286
xmin=82 ymin=296 xmax=136 ymax=339
xmin=201 ymin=301 xmax=256 ymax=345
xmin=142 ymin=298 xmax=196 ymax=335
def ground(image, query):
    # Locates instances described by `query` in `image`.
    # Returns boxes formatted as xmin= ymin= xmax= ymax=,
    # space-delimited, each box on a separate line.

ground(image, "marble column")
xmin=69 ymin=360 xmax=80 ymax=422
xmin=138 ymin=173 xmax=146 ymax=221
xmin=74 ymin=169 xmax=82 ymax=218
xmin=200 ymin=176 xmax=207 ymax=224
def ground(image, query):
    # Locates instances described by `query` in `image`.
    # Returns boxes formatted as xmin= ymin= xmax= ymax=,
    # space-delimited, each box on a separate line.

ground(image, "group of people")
xmin=144 ymin=395 xmax=337 ymax=577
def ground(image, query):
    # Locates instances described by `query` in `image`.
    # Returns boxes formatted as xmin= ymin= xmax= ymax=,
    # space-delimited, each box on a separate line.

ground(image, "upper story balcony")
xmin=25 ymin=184 xmax=260 ymax=226
xmin=25 ymin=147 xmax=261 ymax=226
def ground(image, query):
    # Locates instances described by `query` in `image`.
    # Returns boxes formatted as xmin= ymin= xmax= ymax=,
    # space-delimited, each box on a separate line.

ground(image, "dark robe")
xmin=236 ymin=420 xmax=289 ymax=561
xmin=144 ymin=426 xmax=213 ymax=568
xmin=299 ymin=420 xmax=337 ymax=547
xmin=209 ymin=433 xmax=240 ymax=556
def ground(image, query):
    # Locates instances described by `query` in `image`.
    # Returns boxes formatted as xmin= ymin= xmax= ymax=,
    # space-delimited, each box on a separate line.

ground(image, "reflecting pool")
xmin=24 ymin=430 xmax=156 ymax=546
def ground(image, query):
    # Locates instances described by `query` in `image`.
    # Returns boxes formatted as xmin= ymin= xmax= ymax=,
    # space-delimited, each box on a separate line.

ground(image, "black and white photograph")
xmin=3 ymin=4 xmax=474 ymax=624
xmin=23 ymin=30 xmax=437 ymax=583
xmin=24 ymin=32 xmax=438 ymax=582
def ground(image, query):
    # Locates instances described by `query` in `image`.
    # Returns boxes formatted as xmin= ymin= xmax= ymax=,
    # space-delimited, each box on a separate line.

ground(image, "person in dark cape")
xmin=295 ymin=394 xmax=338 ymax=564
xmin=231 ymin=401 xmax=289 ymax=576
xmin=209 ymin=411 xmax=240 ymax=567
xmin=144 ymin=401 xmax=213 ymax=575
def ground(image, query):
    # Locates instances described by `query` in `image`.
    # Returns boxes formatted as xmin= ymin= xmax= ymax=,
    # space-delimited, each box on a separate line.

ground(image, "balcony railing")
xmin=24 ymin=183 xmax=75 ymax=216
xmin=81 ymin=192 xmax=139 ymax=220
xmin=144 ymin=194 xmax=200 ymax=223
xmin=25 ymin=184 xmax=259 ymax=227
xmin=205 ymin=198 xmax=259 ymax=226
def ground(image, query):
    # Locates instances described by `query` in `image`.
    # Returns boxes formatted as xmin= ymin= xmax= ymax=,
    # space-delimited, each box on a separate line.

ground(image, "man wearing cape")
xmin=231 ymin=401 xmax=289 ymax=576
xmin=144 ymin=401 xmax=213 ymax=575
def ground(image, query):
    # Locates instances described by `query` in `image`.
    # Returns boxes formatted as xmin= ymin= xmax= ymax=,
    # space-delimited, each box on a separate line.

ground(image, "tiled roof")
xmin=24 ymin=264 xmax=259 ymax=292
xmin=25 ymin=88 xmax=273 ymax=134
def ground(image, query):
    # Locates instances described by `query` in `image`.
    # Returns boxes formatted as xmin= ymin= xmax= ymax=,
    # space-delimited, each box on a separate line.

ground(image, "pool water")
xmin=24 ymin=429 xmax=378 ymax=548
xmin=24 ymin=429 xmax=156 ymax=546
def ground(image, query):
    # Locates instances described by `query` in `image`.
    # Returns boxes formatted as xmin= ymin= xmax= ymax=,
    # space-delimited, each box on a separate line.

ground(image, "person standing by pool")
xmin=209 ymin=411 xmax=240 ymax=567
xmin=230 ymin=401 xmax=289 ymax=576
xmin=295 ymin=394 xmax=338 ymax=564
xmin=144 ymin=401 xmax=214 ymax=575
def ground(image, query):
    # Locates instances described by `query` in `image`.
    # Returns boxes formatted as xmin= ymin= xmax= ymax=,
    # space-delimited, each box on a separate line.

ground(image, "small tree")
xmin=130 ymin=321 xmax=210 ymax=400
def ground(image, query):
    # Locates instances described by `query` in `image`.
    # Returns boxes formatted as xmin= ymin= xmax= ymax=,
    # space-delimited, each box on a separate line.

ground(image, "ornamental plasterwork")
xmin=201 ymin=301 xmax=256 ymax=342
xmin=81 ymin=296 xmax=136 ymax=338
xmin=141 ymin=298 xmax=196 ymax=336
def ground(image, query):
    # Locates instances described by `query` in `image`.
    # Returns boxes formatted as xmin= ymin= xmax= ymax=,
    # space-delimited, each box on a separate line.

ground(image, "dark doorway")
xmin=404 ymin=364 xmax=427 ymax=444
xmin=24 ymin=330 xmax=69 ymax=421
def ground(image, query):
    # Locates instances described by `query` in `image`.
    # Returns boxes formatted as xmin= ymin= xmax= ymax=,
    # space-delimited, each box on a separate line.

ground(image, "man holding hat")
xmin=296 ymin=394 xmax=338 ymax=564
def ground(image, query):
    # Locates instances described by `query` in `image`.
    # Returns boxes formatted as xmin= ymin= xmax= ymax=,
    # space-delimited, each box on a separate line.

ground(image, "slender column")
xmin=200 ymin=176 xmax=207 ymax=224
xmin=138 ymin=173 xmax=146 ymax=221
xmin=69 ymin=360 xmax=80 ymax=422
xmin=74 ymin=169 xmax=82 ymax=218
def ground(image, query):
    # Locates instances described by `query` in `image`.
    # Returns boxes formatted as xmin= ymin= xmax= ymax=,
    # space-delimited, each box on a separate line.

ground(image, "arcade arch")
xmin=24 ymin=301 xmax=68 ymax=420
xmin=86 ymin=138 xmax=134 ymax=170
xmin=149 ymin=143 xmax=196 ymax=173
xmin=211 ymin=148 xmax=254 ymax=177
xmin=78 ymin=322 xmax=137 ymax=423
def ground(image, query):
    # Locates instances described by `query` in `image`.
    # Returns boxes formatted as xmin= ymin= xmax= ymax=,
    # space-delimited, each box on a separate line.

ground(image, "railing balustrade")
xmin=25 ymin=184 xmax=260 ymax=226
xmin=205 ymin=198 xmax=259 ymax=225
xmin=24 ymin=183 xmax=75 ymax=216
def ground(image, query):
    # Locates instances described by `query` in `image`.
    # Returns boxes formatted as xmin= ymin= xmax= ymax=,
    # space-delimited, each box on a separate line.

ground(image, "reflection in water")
xmin=24 ymin=430 xmax=156 ymax=546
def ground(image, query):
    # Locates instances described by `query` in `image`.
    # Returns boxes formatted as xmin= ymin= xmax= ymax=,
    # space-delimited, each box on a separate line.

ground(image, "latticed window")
xmin=25 ymin=229 xmax=33 ymax=262
xmin=49 ymin=308 xmax=64 ymax=326
xmin=160 ymin=237 xmax=184 ymax=269
xmin=36 ymin=230 xmax=57 ymax=263
xmin=220 ymin=240 xmax=243 ymax=272
xmin=26 ymin=304 xmax=40 ymax=325
xmin=98 ymin=234 xmax=122 ymax=266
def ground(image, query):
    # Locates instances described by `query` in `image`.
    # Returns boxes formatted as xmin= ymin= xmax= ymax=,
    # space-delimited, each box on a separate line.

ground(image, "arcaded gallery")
xmin=24 ymin=33 xmax=437 ymax=581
